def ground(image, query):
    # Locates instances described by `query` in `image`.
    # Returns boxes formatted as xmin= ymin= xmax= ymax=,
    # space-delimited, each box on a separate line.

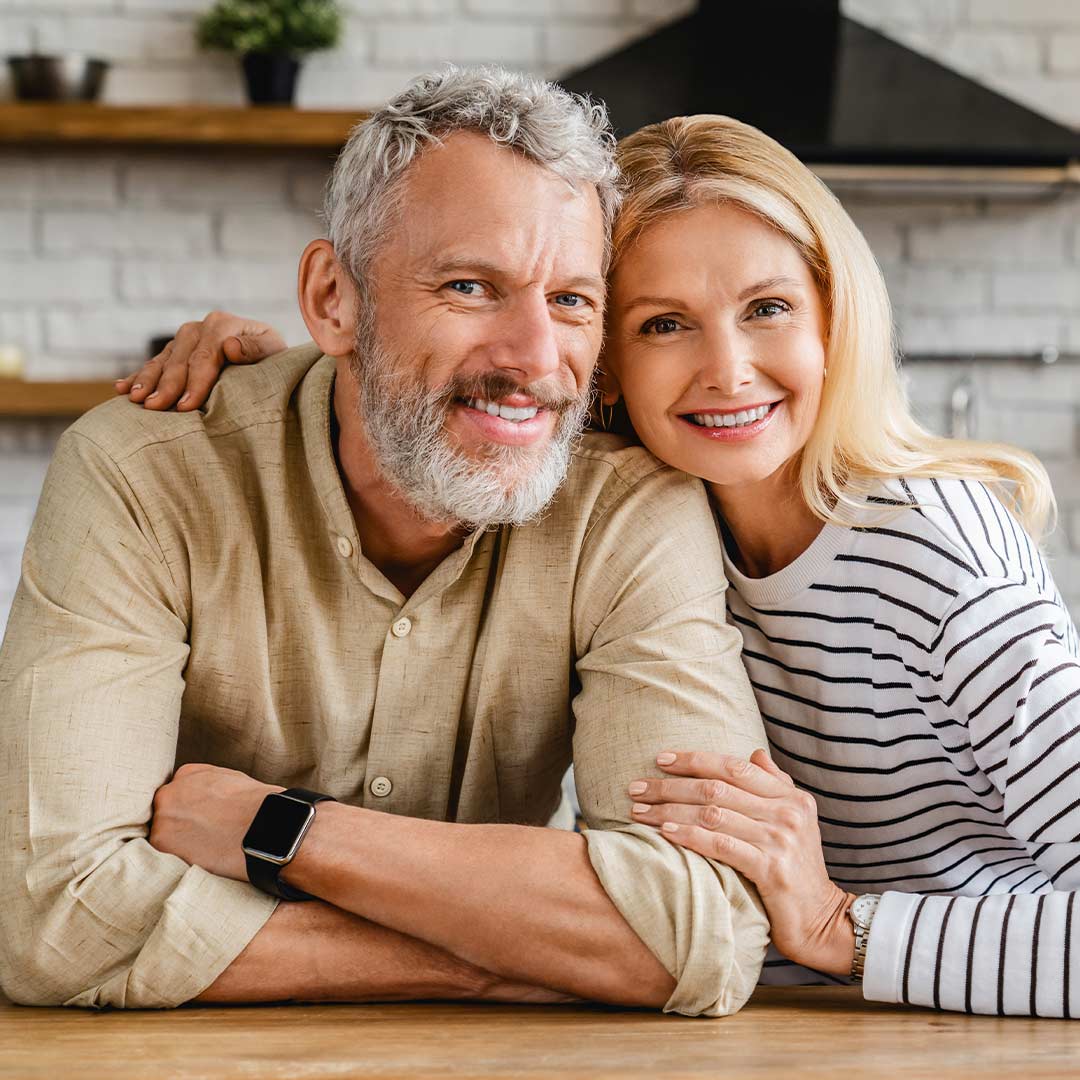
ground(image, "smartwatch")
xmin=242 ymin=787 xmax=336 ymax=901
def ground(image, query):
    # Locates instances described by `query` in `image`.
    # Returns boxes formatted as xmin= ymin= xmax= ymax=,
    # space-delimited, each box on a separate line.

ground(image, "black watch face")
xmin=243 ymin=795 xmax=313 ymax=861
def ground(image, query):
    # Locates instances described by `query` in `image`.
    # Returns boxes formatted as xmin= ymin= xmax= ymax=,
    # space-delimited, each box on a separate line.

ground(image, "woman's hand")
xmin=628 ymin=748 xmax=856 ymax=976
xmin=114 ymin=311 xmax=286 ymax=411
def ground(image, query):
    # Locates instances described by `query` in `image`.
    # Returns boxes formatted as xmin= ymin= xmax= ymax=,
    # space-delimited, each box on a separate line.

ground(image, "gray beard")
xmin=350 ymin=323 xmax=591 ymax=529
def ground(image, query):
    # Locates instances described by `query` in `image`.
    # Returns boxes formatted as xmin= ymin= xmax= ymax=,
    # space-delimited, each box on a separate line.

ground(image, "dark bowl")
xmin=8 ymin=54 xmax=109 ymax=102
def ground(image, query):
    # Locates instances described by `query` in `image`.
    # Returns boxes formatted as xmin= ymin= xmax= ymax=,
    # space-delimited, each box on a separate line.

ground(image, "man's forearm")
xmin=281 ymin=804 xmax=676 ymax=1008
xmin=194 ymin=899 xmax=574 ymax=1005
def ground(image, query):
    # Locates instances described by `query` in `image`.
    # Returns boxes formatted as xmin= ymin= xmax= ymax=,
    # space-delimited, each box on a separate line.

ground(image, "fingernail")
xmin=632 ymin=803 xmax=650 ymax=815
xmin=132 ymin=383 xmax=142 ymax=391
xmin=179 ymin=393 xmax=190 ymax=404
xmin=628 ymin=781 xmax=647 ymax=796
xmin=114 ymin=379 xmax=125 ymax=386
xmin=656 ymin=753 xmax=676 ymax=766
xmin=662 ymin=822 xmax=680 ymax=834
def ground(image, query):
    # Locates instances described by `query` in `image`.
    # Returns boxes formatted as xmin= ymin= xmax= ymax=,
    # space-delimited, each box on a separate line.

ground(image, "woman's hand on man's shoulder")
xmin=114 ymin=312 xmax=287 ymax=412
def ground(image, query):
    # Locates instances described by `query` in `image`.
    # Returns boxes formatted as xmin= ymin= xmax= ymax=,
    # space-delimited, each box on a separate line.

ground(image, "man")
xmin=0 ymin=67 xmax=767 ymax=1014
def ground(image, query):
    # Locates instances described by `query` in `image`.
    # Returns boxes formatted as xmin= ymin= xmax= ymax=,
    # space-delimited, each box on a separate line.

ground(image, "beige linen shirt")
xmin=0 ymin=344 xmax=768 ymax=1015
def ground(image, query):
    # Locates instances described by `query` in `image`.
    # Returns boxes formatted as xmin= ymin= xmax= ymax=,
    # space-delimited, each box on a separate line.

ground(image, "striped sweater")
xmin=725 ymin=476 xmax=1080 ymax=1016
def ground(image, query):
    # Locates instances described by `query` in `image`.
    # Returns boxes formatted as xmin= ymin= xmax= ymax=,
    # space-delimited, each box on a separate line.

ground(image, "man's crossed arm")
xmin=151 ymin=763 xmax=674 ymax=1007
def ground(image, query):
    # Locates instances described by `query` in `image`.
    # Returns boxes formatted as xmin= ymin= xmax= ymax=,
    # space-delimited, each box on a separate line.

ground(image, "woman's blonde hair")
xmin=611 ymin=114 xmax=1054 ymax=539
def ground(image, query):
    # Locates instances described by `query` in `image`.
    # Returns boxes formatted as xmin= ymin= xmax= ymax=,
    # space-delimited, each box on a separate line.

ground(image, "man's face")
xmin=351 ymin=131 xmax=607 ymax=527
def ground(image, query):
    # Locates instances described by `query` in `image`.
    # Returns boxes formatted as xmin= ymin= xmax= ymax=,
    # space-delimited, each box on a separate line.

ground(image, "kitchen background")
xmin=1 ymin=0 xmax=1079 ymax=633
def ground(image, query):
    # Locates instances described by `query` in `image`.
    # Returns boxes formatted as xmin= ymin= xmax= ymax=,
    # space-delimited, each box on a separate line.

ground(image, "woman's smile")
xmin=677 ymin=400 xmax=781 ymax=440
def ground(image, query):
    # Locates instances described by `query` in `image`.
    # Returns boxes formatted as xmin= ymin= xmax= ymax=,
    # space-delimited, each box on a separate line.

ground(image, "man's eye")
xmin=641 ymin=316 xmax=681 ymax=335
xmin=554 ymin=293 xmax=587 ymax=308
xmin=447 ymin=280 xmax=483 ymax=296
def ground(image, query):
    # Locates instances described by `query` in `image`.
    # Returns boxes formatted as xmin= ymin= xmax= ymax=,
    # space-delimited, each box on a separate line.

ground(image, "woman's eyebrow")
xmin=737 ymin=276 xmax=803 ymax=300
xmin=620 ymin=294 xmax=685 ymax=313
xmin=621 ymin=276 xmax=803 ymax=313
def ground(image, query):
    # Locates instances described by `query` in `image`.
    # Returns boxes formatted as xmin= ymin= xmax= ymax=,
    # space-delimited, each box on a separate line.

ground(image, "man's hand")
xmin=150 ymin=762 xmax=281 ymax=880
xmin=115 ymin=311 xmax=286 ymax=411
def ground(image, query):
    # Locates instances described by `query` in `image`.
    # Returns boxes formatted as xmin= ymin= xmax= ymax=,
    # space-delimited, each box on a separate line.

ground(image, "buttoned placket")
xmin=301 ymin=358 xmax=500 ymax=818
xmin=358 ymin=530 xmax=497 ymax=815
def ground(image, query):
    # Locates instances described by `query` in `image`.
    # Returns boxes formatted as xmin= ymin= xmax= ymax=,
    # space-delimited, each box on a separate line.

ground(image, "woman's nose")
xmin=699 ymin=327 xmax=755 ymax=397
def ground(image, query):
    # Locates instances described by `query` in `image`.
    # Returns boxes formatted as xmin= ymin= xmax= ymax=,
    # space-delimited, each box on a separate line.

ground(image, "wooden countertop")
xmin=2 ymin=986 xmax=1077 ymax=1079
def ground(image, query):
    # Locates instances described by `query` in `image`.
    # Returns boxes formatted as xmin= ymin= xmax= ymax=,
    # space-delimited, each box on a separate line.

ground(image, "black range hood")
xmin=559 ymin=0 xmax=1080 ymax=170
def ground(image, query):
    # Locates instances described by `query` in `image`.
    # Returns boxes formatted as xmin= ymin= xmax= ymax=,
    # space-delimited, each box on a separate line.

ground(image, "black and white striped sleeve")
xmin=863 ymin=576 xmax=1080 ymax=1015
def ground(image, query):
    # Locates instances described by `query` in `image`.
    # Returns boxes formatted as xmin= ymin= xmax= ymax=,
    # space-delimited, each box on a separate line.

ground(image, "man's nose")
xmin=491 ymin=293 xmax=562 ymax=384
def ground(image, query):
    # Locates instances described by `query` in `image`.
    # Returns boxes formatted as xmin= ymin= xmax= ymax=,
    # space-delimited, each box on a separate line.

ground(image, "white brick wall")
xmin=1 ymin=0 xmax=1079 ymax=631
xmin=846 ymin=0 xmax=1080 ymax=126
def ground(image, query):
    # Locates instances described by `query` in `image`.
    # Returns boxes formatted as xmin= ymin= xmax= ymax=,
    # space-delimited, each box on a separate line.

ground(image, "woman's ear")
xmin=596 ymin=367 xmax=622 ymax=405
xmin=298 ymin=239 xmax=359 ymax=357
xmin=595 ymin=343 xmax=624 ymax=405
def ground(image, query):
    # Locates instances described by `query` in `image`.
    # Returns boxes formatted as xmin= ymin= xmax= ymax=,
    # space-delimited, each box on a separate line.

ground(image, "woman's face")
xmin=606 ymin=202 xmax=828 ymax=493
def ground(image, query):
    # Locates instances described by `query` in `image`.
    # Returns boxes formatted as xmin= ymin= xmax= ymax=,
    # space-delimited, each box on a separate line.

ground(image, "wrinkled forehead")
xmin=387 ymin=132 xmax=606 ymax=278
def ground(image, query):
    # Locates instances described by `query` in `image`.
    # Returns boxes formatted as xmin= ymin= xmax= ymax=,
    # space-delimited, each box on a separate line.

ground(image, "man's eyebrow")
xmin=427 ymin=256 xmax=506 ymax=279
xmin=560 ymin=273 xmax=606 ymax=295
xmin=426 ymin=257 xmax=605 ymax=295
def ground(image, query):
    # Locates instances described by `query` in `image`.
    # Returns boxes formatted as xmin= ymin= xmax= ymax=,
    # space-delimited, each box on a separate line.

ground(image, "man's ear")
xmin=298 ymin=239 xmax=360 ymax=357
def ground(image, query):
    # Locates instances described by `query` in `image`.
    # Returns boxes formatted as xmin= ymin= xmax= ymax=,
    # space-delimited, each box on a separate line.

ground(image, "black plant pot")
xmin=241 ymin=52 xmax=301 ymax=106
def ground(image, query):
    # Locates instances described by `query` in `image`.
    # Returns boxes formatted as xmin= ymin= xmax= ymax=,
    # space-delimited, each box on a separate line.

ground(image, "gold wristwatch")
xmin=847 ymin=894 xmax=881 ymax=983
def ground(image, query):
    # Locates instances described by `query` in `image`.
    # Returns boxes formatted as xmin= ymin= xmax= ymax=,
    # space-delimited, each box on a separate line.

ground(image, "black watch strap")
xmin=244 ymin=787 xmax=336 ymax=901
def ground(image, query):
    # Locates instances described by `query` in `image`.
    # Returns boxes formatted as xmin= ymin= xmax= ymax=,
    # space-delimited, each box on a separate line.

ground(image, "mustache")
xmin=440 ymin=371 xmax=587 ymax=415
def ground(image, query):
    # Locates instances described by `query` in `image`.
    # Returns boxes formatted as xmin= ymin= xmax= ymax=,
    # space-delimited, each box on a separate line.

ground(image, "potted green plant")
xmin=196 ymin=0 xmax=342 ymax=106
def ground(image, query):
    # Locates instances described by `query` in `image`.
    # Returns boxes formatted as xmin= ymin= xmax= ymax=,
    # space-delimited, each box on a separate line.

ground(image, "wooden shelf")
xmin=0 ymin=380 xmax=119 ymax=417
xmin=0 ymin=103 xmax=369 ymax=149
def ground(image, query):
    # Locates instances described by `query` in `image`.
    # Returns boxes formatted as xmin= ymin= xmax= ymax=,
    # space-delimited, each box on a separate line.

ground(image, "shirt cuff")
xmin=65 ymin=866 xmax=279 ymax=1009
xmin=583 ymin=823 xmax=768 ymax=1017
xmin=862 ymin=890 xmax=920 ymax=1004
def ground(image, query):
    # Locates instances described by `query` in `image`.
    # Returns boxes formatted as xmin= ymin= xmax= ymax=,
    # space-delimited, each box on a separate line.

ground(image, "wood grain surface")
xmin=0 ymin=103 xmax=366 ymax=149
xmin=2 ymin=986 xmax=1077 ymax=1079
xmin=0 ymin=380 xmax=118 ymax=417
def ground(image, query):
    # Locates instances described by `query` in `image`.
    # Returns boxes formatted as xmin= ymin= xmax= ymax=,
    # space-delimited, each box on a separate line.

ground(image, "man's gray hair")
xmin=323 ymin=65 xmax=621 ymax=294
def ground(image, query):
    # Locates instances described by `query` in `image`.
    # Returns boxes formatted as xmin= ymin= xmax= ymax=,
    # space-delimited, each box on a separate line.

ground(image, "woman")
xmin=116 ymin=115 xmax=1080 ymax=1017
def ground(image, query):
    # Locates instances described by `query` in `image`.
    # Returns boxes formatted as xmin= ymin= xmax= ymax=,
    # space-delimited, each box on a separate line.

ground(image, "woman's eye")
xmin=447 ymin=280 xmax=483 ymax=296
xmin=641 ymin=316 xmax=681 ymax=335
xmin=751 ymin=300 xmax=789 ymax=318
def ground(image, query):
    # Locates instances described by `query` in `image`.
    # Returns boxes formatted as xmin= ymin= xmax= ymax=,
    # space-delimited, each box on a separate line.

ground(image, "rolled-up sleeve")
xmin=571 ymin=462 xmax=769 ymax=1017
xmin=0 ymin=428 xmax=276 ymax=1008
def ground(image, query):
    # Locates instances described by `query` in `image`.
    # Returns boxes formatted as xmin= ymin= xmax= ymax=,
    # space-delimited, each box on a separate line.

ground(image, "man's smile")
xmin=451 ymin=395 xmax=555 ymax=447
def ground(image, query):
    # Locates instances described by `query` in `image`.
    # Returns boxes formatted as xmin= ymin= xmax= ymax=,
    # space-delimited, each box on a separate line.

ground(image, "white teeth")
xmin=468 ymin=397 xmax=540 ymax=423
xmin=689 ymin=404 xmax=771 ymax=429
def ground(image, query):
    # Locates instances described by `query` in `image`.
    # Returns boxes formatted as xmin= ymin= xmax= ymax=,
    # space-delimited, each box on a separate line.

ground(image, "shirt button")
xmin=391 ymin=616 xmax=412 ymax=638
xmin=370 ymin=776 xmax=393 ymax=798
xmin=335 ymin=535 xmax=353 ymax=559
